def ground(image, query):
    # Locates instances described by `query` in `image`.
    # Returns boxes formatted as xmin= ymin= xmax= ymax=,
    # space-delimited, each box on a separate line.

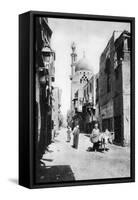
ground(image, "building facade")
xmin=52 ymin=87 xmax=62 ymax=132
xmin=82 ymin=73 xmax=99 ymax=133
xmin=99 ymin=30 xmax=131 ymax=146
xmin=69 ymin=42 xmax=94 ymax=131
xmin=35 ymin=17 xmax=56 ymax=160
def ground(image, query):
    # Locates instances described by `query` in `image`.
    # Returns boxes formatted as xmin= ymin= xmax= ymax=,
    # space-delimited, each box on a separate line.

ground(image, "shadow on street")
xmin=86 ymin=146 xmax=109 ymax=153
xmin=36 ymin=165 xmax=75 ymax=183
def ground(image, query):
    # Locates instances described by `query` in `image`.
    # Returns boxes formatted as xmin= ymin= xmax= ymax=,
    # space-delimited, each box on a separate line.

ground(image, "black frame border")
xmin=19 ymin=11 xmax=135 ymax=189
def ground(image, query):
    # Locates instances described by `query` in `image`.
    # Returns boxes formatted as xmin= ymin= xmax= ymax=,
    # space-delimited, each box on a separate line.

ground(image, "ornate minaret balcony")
xmin=70 ymin=42 xmax=77 ymax=77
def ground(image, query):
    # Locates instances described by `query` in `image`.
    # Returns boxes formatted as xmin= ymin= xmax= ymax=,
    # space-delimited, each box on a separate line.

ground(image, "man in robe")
xmin=72 ymin=124 xmax=80 ymax=149
xmin=90 ymin=123 xmax=100 ymax=151
xmin=67 ymin=126 xmax=72 ymax=142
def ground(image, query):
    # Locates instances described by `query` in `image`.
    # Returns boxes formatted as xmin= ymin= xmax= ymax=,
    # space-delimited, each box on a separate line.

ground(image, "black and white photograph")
xmin=0 ymin=0 xmax=138 ymax=197
xmin=34 ymin=15 xmax=133 ymax=185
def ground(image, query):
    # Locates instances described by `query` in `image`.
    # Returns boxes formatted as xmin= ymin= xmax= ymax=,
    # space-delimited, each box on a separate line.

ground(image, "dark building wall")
xmin=113 ymin=57 xmax=124 ymax=144
xmin=113 ymin=32 xmax=131 ymax=145
xmin=35 ymin=17 xmax=55 ymax=159
xmin=99 ymin=31 xmax=131 ymax=146
xmin=99 ymin=33 xmax=115 ymax=132
xmin=52 ymin=87 xmax=62 ymax=131
xmin=122 ymin=52 xmax=131 ymax=145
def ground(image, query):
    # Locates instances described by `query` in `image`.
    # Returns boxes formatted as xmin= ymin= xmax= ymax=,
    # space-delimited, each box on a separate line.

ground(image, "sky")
xmin=48 ymin=18 xmax=130 ymax=117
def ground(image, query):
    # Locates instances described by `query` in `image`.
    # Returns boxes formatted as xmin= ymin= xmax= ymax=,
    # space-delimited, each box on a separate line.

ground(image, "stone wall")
xmin=99 ymin=31 xmax=131 ymax=145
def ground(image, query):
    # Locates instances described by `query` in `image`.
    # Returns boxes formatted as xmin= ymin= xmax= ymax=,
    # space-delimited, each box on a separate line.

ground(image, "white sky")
xmin=48 ymin=18 xmax=130 ymax=116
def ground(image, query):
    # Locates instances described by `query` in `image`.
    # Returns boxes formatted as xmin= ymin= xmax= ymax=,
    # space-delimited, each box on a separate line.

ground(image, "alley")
xmin=37 ymin=128 xmax=130 ymax=183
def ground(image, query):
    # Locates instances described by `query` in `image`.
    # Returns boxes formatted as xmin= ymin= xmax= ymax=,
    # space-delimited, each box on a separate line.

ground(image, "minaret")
xmin=71 ymin=42 xmax=77 ymax=77
xmin=70 ymin=42 xmax=77 ymax=111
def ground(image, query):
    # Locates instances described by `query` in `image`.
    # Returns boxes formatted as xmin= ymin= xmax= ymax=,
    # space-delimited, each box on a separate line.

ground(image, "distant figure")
xmin=105 ymin=128 xmax=110 ymax=140
xmin=99 ymin=128 xmax=110 ymax=150
xmin=71 ymin=120 xmax=75 ymax=131
xmin=90 ymin=123 xmax=100 ymax=151
xmin=72 ymin=124 xmax=80 ymax=149
xmin=51 ymin=120 xmax=56 ymax=142
xmin=67 ymin=126 xmax=72 ymax=142
xmin=102 ymin=129 xmax=114 ymax=144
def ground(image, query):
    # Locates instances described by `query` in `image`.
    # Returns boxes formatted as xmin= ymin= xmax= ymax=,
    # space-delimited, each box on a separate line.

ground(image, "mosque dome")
xmin=75 ymin=57 xmax=93 ymax=73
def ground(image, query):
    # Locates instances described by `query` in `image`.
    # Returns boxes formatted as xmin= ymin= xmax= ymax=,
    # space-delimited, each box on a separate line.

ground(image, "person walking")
xmin=90 ymin=123 xmax=100 ymax=151
xmin=67 ymin=126 xmax=72 ymax=142
xmin=51 ymin=120 xmax=56 ymax=142
xmin=72 ymin=124 xmax=80 ymax=149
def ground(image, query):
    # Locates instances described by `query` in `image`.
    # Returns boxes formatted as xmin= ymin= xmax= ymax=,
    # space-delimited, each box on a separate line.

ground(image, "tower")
xmin=70 ymin=42 xmax=77 ymax=111
xmin=71 ymin=42 xmax=77 ymax=77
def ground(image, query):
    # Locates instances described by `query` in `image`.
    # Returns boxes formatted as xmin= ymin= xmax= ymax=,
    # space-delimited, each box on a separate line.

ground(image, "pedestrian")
xmin=51 ymin=120 xmax=56 ymax=142
xmin=99 ymin=128 xmax=109 ymax=150
xmin=72 ymin=124 xmax=80 ymax=149
xmin=90 ymin=123 xmax=100 ymax=151
xmin=104 ymin=128 xmax=110 ymax=144
xmin=71 ymin=120 xmax=75 ymax=131
xmin=67 ymin=126 xmax=71 ymax=142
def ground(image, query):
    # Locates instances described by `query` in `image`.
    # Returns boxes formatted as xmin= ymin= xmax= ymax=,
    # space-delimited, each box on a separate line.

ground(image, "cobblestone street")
xmin=37 ymin=128 xmax=130 ymax=183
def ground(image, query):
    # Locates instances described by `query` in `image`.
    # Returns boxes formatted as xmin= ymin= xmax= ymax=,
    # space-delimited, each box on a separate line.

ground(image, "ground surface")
xmin=36 ymin=128 xmax=130 ymax=183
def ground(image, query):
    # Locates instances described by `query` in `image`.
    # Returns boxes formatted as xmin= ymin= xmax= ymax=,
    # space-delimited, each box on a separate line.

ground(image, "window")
xmin=107 ymin=76 xmax=110 ymax=93
xmin=127 ymin=38 xmax=131 ymax=51
xmin=96 ymin=78 xmax=99 ymax=90
xmin=115 ymin=67 xmax=119 ymax=80
xmin=87 ymin=86 xmax=88 ymax=95
xmin=80 ymin=74 xmax=88 ymax=84
xmin=105 ymin=58 xmax=111 ymax=93
xmin=96 ymin=78 xmax=99 ymax=103
xmin=116 ymin=41 xmax=124 ymax=61
xmin=90 ymin=82 xmax=92 ymax=93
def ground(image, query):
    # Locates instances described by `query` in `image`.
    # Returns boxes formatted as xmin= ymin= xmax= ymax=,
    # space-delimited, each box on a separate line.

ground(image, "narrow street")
xmin=37 ymin=128 xmax=130 ymax=183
